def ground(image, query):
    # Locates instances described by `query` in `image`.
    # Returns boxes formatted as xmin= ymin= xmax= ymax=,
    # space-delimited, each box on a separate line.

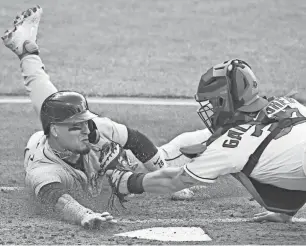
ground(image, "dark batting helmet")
xmin=195 ymin=59 xmax=268 ymax=133
xmin=40 ymin=90 xmax=98 ymax=135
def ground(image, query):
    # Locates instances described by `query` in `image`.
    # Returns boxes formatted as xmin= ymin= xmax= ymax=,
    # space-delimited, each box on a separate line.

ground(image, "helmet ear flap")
xmin=88 ymin=119 xmax=100 ymax=144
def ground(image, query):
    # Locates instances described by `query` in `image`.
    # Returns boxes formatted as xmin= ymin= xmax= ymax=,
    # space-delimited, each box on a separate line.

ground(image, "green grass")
xmin=1 ymin=0 xmax=306 ymax=98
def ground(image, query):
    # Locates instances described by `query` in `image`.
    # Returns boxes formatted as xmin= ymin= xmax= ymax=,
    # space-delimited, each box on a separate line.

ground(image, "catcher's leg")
xmin=2 ymin=6 xmax=57 ymax=117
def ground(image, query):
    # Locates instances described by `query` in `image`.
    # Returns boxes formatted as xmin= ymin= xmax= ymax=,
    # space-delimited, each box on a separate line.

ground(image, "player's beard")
xmin=52 ymin=143 xmax=91 ymax=159
xmin=77 ymin=145 xmax=91 ymax=155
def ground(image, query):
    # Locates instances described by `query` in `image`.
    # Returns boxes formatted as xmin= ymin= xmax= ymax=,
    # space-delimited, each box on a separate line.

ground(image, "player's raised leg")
xmin=2 ymin=5 xmax=57 ymax=116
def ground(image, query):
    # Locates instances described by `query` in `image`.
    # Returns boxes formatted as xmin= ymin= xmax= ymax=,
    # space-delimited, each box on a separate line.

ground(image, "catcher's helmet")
xmin=40 ymin=91 xmax=98 ymax=135
xmin=195 ymin=59 xmax=268 ymax=133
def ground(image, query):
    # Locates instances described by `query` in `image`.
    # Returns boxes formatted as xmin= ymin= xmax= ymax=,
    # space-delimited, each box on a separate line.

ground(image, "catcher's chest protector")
xmin=238 ymin=117 xmax=306 ymax=216
xmin=205 ymin=112 xmax=306 ymax=216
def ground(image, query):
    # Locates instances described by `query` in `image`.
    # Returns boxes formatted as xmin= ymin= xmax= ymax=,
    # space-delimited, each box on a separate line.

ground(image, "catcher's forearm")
xmin=142 ymin=167 xmax=189 ymax=193
xmin=113 ymin=167 xmax=200 ymax=196
xmin=118 ymin=167 xmax=192 ymax=194
xmin=55 ymin=194 xmax=93 ymax=225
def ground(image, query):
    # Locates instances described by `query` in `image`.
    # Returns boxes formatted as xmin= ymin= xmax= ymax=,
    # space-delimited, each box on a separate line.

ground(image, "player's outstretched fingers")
xmin=100 ymin=212 xmax=117 ymax=224
xmin=101 ymin=212 xmax=115 ymax=222
xmin=109 ymin=219 xmax=118 ymax=224
xmin=101 ymin=212 xmax=110 ymax=217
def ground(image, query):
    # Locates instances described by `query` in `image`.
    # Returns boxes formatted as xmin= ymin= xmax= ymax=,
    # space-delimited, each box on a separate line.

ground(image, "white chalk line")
xmin=0 ymin=96 xmax=198 ymax=106
xmin=0 ymin=186 xmax=24 ymax=191
xmin=118 ymin=217 xmax=306 ymax=224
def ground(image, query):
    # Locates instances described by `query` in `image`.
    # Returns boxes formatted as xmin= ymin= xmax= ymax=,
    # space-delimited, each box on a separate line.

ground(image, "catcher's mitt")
xmin=107 ymin=169 xmax=133 ymax=211
xmin=99 ymin=142 xmax=131 ymax=173
xmin=98 ymin=142 xmax=133 ymax=210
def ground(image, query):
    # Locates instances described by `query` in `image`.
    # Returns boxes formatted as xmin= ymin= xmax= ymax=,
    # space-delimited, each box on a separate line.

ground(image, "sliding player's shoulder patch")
xmin=180 ymin=144 xmax=207 ymax=158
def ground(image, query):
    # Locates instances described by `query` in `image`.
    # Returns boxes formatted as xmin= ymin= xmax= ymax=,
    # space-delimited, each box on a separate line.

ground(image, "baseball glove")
xmin=99 ymin=142 xmax=131 ymax=173
xmin=107 ymin=169 xmax=133 ymax=211
xmin=98 ymin=142 xmax=132 ymax=210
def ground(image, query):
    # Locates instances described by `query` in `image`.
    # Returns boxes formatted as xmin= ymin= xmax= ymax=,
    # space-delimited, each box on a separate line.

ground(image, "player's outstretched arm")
xmin=142 ymin=167 xmax=203 ymax=193
xmin=38 ymin=183 xmax=117 ymax=229
xmin=55 ymin=194 xmax=116 ymax=229
xmin=107 ymin=166 xmax=204 ymax=197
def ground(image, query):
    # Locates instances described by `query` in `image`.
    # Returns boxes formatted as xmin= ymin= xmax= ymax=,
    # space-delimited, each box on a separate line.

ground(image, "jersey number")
xmin=222 ymin=107 xmax=304 ymax=148
xmin=251 ymin=108 xmax=304 ymax=140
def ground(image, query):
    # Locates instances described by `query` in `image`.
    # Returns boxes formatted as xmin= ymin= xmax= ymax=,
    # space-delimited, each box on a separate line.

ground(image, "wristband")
xmin=127 ymin=173 xmax=145 ymax=194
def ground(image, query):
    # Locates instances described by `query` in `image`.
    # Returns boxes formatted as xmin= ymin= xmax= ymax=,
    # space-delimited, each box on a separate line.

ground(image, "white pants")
xmin=21 ymin=55 xmax=57 ymax=117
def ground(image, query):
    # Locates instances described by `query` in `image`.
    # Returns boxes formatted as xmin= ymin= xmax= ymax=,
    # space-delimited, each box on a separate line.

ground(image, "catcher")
xmin=107 ymin=59 xmax=306 ymax=223
xmin=2 ymin=6 xmax=210 ymax=229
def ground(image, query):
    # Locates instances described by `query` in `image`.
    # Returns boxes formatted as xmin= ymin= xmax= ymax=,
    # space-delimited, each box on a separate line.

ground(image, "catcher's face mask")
xmin=195 ymin=59 xmax=257 ymax=133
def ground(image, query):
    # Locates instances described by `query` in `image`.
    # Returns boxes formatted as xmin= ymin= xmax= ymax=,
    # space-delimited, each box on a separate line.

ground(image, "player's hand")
xmin=81 ymin=211 xmax=117 ymax=229
xmin=252 ymin=211 xmax=293 ymax=223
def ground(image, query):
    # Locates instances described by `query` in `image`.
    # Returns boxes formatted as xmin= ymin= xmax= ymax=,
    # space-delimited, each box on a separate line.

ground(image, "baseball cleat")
xmin=170 ymin=188 xmax=195 ymax=201
xmin=2 ymin=5 xmax=42 ymax=57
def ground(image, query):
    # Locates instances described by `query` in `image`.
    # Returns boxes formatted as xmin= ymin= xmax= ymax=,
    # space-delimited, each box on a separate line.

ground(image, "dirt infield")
xmin=0 ymin=103 xmax=306 ymax=244
xmin=1 ymin=176 xmax=306 ymax=245
xmin=1 ymin=0 xmax=306 ymax=244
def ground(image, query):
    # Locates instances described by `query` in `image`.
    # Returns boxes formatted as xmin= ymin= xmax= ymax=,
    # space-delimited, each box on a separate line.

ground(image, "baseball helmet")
xmin=195 ymin=59 xmax=268 ymax=133
xmin=40 ymin=90 xmax=98 ymax=135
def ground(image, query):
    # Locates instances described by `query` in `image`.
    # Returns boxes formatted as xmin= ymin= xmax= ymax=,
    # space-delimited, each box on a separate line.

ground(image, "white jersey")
xmin=184 ymin=97 xmax=306 ymax=191
xmin=21 ymin=55 xmax=165 ymax=197
xmin=24 ymin=117 xmax=128 ymax=197
xmin=126 ymin=129 xmax=212 ymax=173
